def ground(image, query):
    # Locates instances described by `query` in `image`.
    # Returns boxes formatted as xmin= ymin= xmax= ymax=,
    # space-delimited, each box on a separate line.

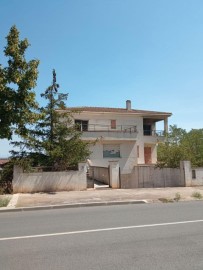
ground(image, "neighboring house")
xmin=0 ymin=158 xmax=9 ymax=176
xmin=68 ymin=100 xmax=171 ymax=174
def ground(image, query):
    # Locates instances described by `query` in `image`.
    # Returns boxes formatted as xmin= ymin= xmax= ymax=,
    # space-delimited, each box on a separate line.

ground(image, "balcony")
xmin=78 ymin=124 xmax=138 ymax=141
xmin=143 ymin=129 xmax=165 ymax=136
xmin=143 ymin=129 xmax=165 ymax=144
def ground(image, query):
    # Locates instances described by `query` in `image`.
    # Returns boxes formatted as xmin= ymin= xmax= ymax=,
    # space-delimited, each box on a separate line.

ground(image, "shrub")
xmin=174 ymin=192 xmax=181 ymax=202
xmin=0 ymin=197 xmax=10 ymax=207
xmin=159 ymin=198 xmax=174 ymax=203
xmin=191 ymin=192 xmax=203 ymax=200
xmin=0 ymin=162 xmax=13 ymax=194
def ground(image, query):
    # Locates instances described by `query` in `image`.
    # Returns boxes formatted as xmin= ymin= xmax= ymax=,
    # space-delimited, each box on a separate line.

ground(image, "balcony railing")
xmin=143 ymin=130 xmax=164 ymax=136
xmin=76 ymin=124 xmax=137 ymax=133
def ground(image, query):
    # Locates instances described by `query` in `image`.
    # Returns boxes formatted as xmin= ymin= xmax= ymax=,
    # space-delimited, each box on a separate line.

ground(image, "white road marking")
xmin=1 ymin=219 xmax=203 ymax=241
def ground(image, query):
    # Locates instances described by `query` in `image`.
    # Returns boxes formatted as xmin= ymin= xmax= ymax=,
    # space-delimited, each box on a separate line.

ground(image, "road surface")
xmin=0 ymin=201 xmax=203 ymax=269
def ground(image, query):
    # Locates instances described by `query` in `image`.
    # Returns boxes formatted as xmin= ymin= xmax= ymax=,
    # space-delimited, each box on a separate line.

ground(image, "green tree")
xmin=0 ymin=25 xmax=39 ymax=139
xmin=181 ymin=129 xmax=203 ymax=167
xmin=157 ymin=125 xmax=203 ymax=168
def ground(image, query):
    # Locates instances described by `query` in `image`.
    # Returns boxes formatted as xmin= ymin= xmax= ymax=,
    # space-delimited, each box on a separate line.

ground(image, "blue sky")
xmin=0 ymin=0 xmax=203 ymax=157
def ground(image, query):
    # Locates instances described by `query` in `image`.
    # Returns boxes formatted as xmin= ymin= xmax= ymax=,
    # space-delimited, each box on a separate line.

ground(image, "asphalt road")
xmin=0 ymin=201 xmax=203 ymax=270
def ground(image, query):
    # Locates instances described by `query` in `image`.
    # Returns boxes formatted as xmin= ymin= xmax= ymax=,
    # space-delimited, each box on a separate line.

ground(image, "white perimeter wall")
xmin=13 ymin=166 xmax=87 ymax=193
xmin=192 ymin=167 xmax=203 ymax=186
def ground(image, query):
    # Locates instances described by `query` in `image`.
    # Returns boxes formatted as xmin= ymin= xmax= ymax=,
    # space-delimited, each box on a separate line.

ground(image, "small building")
xmin=68 ymin=100 xmax=171 ymax=174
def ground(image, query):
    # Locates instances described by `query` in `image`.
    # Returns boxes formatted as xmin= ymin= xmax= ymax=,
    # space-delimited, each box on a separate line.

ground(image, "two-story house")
xmin=68 ymin=100 xmax=171 ymax=174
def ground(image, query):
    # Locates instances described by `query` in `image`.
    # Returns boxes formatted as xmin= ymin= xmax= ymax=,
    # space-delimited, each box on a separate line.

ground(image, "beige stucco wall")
xmin=88 ymin=141 xmax=137 ymax=174
xmin=74 ymin=112 xmax=142 ymax=131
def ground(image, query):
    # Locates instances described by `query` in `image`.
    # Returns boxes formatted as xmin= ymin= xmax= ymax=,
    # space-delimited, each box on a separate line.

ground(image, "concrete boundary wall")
xmin=121 ymin=165 xmax=183 ymax=189
xmin=121 ymin=161 xmax=203 ymax=189
xmin=89 ymin=161 xmax=203 ymax=189
xmin=181 ymin=161 xmax=203 ymax=187
xmin=192 ymin=167 xmax=203 ymax=186
xmin=12 ymin=161 xmax=203 ymax=193
xmin=13 ymin=163 xmax=87 ymax=193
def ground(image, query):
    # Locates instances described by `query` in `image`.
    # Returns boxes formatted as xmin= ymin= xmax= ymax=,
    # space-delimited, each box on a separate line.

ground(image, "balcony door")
xmin=143 ymin=124 xmax=152 ymax=135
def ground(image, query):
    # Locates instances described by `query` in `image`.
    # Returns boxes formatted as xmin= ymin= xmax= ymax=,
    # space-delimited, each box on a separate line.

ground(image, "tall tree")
xmin=0 ymin=25 xmax=39 ymax=139
xmin=39 ymin=70 xmax=90 ymax=170
xmin=11 ymin=70 xmax=90 ymax=170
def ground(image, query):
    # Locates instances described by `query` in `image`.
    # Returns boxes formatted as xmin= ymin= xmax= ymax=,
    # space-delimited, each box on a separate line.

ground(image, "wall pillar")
xmin=109 ymin=161 xmax=120 ymax=189
xmin=13 ymin=165 xmax=24 ymax=193
xmin=180 ymin=161 xmax=192 ymax=187
xmin=78 ymin=162 xmax=87 ymax=172
xmin=13 ymin=165 xmax=23 ymax=182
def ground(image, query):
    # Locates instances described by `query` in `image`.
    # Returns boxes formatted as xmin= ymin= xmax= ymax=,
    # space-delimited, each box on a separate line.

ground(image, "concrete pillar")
xmin=138 ymin=143 xmax=145 ymax=164
xmin=151 ymin=144 xmax=157 ymax=164
xmin=109 ymin=161 xmax=120 ymax=189
xmin=78 ymin=163 xmax=88 ymax=189
xmin=164 ymin=117 xmax=168 ymax=133
xmin=180 ymin=161 xmax=192 ymax=187
xmin=13 ymin=165 xmax=24 ymax=193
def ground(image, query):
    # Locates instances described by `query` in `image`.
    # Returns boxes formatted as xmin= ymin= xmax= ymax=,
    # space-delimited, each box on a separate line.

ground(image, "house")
xmin=0 ymin=158 xmax=9 ymax=176
xmin=68 ymin=100 xmax=171 ymax=174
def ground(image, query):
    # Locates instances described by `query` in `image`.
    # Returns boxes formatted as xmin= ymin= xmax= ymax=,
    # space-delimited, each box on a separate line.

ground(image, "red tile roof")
xmin=64 ymin=106 xmax=172 ymax=116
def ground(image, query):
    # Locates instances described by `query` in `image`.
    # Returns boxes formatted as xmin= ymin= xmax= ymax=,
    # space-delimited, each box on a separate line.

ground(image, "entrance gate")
xmin=88 ymin=166 xmax=110 ymax=188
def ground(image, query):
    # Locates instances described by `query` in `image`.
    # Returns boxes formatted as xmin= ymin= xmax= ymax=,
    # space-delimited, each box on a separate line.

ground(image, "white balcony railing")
xmin=77 ymin=124 xmax=137 ymax=133
xmin=76 ymin=124 xmax=138 ymax=140
xmin=143 ymin=130 xmax=164 ymax=136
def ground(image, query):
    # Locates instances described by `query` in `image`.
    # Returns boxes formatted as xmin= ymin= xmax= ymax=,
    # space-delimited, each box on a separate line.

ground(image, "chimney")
xmin=126 ymin=100 xmax=131 ymax=110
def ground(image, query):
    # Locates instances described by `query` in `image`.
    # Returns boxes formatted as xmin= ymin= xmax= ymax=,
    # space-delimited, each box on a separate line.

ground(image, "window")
xmin=75 ymin=120 xmax=88 ymax=131
xmin=137 ymin=145 xmax=139 ymax=158
xmin=103 ymin=144 xmax=120 ymax=158
xmin=111 ymin=120 xmax=116 ymax=129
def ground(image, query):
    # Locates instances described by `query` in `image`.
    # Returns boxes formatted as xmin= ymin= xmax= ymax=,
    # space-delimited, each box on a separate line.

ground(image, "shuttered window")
xmin=111 ymin=120 xmax=116 ymax=129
